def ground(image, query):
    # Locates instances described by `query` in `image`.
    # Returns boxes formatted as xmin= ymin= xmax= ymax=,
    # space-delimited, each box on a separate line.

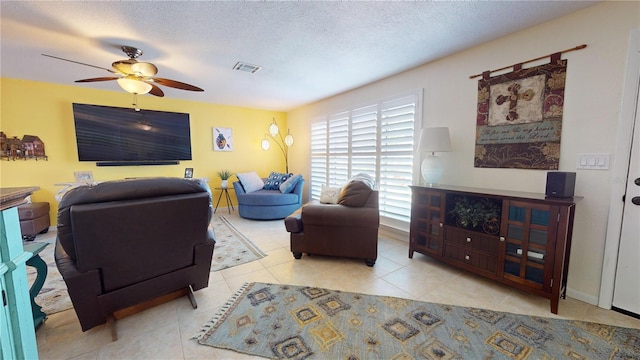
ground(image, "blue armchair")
xmin=233 ymin=179 xmax=305 ymax=220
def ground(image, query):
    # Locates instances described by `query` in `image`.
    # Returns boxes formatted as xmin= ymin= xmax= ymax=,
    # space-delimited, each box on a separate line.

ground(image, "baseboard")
xmin=379 ymin=225 xmax=408 ymax=243
xmin=566 ymin=287 xmax=598 ymax=306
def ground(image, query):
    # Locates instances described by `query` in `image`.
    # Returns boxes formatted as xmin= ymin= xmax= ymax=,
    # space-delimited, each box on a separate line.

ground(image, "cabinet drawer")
xmin=444 ymin=227 xmax=498 ymax=253
xmin=444 ymin=244 xmax=497 ymax=274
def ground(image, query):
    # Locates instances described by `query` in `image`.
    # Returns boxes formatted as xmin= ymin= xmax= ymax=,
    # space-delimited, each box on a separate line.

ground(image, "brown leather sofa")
xmin=285 ymin=188 xmax=379 ymax=266
xmin=55 ymin=177 xmax=215 ymax=336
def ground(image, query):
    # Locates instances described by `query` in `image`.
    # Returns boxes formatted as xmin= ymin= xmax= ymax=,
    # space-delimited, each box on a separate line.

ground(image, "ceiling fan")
xmin=42 ymin=46 xmax=204 ymax=97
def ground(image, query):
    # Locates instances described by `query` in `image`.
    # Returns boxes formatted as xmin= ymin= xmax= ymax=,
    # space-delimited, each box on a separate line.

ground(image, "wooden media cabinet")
xmin=409 ymin=185 xmax=580 ymax=314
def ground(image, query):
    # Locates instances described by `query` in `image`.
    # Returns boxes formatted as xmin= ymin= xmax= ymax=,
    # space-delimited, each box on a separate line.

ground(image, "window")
xmin=310 ymin=91 xmax=422 ymax=226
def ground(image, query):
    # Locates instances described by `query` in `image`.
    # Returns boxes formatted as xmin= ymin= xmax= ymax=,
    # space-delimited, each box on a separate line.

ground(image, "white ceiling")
xmin=1 ymin=1 xmax=598 ymax=111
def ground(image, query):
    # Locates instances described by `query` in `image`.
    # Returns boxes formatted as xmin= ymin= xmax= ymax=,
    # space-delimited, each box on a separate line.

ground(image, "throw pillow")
xmin=348 ymin=173 xmax=376 ymax=190
xmin=319 ymin=185 xmax=341 ymax=204
xmin=279 ymin=174 xmax=303 ymax=193
xmin=338 ymin=180 xmax=373 ymax=207
xmin=264 ymin=171 xmax=293 ymax=190
xmin=236 ymin=171 xmax=264 ymax=193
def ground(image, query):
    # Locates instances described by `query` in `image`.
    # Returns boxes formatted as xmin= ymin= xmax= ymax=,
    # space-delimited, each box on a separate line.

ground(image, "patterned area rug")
xmin=25 ymin=216 xmax=264 ymax=315
xmin=210 ymin=216 xmax=266 ymax=272
xmin=195 ymin=282 xmax=640 ymax=359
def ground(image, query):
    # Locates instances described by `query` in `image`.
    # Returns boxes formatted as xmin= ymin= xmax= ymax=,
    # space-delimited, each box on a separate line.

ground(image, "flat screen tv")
xmin=72 ymin=103 xmax=192 ymax=166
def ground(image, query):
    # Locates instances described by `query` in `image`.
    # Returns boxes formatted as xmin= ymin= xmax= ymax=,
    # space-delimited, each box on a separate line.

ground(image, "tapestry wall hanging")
xmin=474 ymin=53 xmax=568 ymax=169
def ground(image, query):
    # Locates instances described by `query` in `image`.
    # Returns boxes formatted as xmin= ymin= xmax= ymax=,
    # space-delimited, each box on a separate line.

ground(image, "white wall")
xmin=287 ymin=2 xmax=640 ymax=305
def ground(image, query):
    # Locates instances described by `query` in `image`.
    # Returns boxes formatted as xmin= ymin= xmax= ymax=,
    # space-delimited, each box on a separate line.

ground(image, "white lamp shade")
xmin=261 ymin=138 xmax=270 ymax=150
xmin=418 ymin=127 xmax=452 ymax=153
xmin=116 ymin=77 xmax=152 ymax=95
xmin=284 ymin=132 xmax=294 ymax=147
xmin=268 ymin=122 xmax=279 ymax=137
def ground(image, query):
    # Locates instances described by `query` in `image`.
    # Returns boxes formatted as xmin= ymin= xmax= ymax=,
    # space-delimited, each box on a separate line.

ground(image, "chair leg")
xmin=107 ymin=314 xmax=117 ymax=341
xmin=187 ymin=286 xmax=198 ymax=309
xmin=365 ymin=259 xmax=376 ymax=267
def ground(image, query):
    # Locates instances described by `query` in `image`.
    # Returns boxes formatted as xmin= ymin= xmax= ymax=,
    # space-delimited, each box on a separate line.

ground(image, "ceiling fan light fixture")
xmin=117 ymin=77 xmax=152 ymax=95
xmin=131 ymin=62 xmax=158 ymax=77
xmin=112 ymin=59 xmax=136 ymax=74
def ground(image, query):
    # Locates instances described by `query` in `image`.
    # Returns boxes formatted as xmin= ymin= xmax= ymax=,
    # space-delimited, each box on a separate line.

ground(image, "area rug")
xmin=25 ymin=216 xmax=265 ymax=315
xmin=210 ymin=216 xmax=266 ymax=272
xmin=195 ymin=282 xmax=640 ymax=359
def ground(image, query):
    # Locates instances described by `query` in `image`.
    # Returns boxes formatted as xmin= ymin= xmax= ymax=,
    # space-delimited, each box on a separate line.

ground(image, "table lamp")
xmin=418 ymin=127 xmax=451 ymax=186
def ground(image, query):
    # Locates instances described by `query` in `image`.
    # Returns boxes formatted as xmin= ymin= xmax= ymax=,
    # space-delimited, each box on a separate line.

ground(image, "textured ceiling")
xmin=1 ymin=1 xmax=598 ymax=111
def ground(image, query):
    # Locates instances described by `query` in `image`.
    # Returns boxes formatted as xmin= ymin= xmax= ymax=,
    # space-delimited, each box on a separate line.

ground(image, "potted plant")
xmin=217 ymin=169 xmax=233 ymax=189
xmin=448 ymin=196 xmax=501 ymax=235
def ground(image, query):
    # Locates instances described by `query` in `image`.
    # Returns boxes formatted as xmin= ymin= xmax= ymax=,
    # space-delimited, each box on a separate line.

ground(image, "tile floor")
xmin=33 ymin=211 xmax=640 ymax=359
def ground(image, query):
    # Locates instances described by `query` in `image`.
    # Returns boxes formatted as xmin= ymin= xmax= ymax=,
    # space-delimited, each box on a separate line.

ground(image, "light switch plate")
xmin=576 ymin=153 xmax=610 ymax=170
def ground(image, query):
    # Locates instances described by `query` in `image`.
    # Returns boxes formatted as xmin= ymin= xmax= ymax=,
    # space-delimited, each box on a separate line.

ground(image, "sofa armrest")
xmin=233 ymin=181 xmax=246 ymax=195
xmin=291 ymin=179 xmax=305 ymax=196
xmin=284 ymin=208 xmax=303 ymax=233
xmin=54 ymin=240 xmax=104 ymax=331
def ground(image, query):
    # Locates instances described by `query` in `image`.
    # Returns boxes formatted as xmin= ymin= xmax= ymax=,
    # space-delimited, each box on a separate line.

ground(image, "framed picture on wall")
xmin=213 ymin=127 xmax=233 ymax=152
xmin=74 ymin=171 xmax=94 ymax=183
xmin=184 ymin=168 xmax=194 ymax=178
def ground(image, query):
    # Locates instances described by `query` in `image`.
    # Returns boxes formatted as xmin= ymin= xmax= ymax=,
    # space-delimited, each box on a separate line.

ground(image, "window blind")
xmin=310 ymin=91 xmax=421 ymax=225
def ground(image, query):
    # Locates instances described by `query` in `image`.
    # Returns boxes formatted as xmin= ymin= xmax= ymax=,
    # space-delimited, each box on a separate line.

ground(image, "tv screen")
xmin=72 ymin=103 xmax=192 ymax=165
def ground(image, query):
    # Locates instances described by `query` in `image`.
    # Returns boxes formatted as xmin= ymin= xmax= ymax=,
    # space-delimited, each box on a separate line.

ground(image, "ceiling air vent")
xmin=233 ymin=62 xmax=262 ymax=74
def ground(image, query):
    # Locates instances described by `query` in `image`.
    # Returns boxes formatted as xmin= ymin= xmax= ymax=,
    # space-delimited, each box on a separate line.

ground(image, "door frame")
xmin=599 ymin=28 xmax=640 ymax=309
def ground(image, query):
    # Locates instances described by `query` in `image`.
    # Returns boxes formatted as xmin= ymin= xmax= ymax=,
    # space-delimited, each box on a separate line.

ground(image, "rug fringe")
xmin=220 ymin=216 xmax=267 ymax=257
xmin=192 ymin=282 xmax=254 ymax=342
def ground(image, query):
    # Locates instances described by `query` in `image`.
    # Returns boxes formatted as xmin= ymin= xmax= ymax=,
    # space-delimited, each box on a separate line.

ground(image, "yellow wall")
xmin=0 ymin=78 xmax=287 ymax=224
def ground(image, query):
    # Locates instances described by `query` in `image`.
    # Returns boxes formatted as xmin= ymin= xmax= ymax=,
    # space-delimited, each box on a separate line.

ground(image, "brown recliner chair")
xmin=285 ymin=184 xmax=379 ymax=266
xmin=55 ymin=177 xmax=215 ymax=338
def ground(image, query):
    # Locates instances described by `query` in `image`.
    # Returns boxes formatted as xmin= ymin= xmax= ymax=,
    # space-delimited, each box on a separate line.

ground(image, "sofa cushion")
xmin=338 ymin=181 xmax=373 ymax=207
xmin=264 ymin=171 xmax=292 ymax=190
xmin=279 ymin=174 xmax=302 ymax=193
xmin=236 ymin=171 xmax=264 ymax=193
xmin=301 ymin=200 xmax=378 ymax=228
xmin=320 ymin=185 xmax=341 ymax=204
xmin=237 ymin=189 xmax=300 ymax=206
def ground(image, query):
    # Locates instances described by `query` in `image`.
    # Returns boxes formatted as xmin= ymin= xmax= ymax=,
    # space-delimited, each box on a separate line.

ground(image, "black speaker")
xmin=545 ymin=172 xmax=576 ymax=198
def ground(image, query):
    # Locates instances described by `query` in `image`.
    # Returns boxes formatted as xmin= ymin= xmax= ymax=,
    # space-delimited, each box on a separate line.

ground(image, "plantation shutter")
xmin=379 ymin=95 xmax=417 ymax=222
xmin=309 ymin=90 xmax=421 ymax=226
xmin=327 ymin=112 xmax=350 ymax=187
xmin=310 ymin=121 xmax=328 ymax=200
xmin=351 ymin=105 xmax=378 ymax=177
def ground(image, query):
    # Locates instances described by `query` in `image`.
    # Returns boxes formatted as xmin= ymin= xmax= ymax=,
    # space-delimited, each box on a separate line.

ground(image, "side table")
xmin=214 ymin=187 xmax=234 ymax=214
xmin=23 ymin=242 xmax=49 ymax=328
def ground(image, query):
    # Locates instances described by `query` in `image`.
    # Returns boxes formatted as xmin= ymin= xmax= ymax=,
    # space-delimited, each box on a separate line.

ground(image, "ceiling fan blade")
xmin=152 ymin=78 xmax=204 ymax=92
xmin=42 ymin=54 xmax=115 ymax=73
xmin=75 ymin=77 xmax=120 ymax=83
xmin=149 ymin=83 xmax=165 ymax=97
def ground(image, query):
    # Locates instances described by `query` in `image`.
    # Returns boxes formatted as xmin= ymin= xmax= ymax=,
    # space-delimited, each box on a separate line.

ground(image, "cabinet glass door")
xmin=412 ymin=190 xmax=444 ymax=256
xmin=502 ymin=201 xmax=552 ymax=288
